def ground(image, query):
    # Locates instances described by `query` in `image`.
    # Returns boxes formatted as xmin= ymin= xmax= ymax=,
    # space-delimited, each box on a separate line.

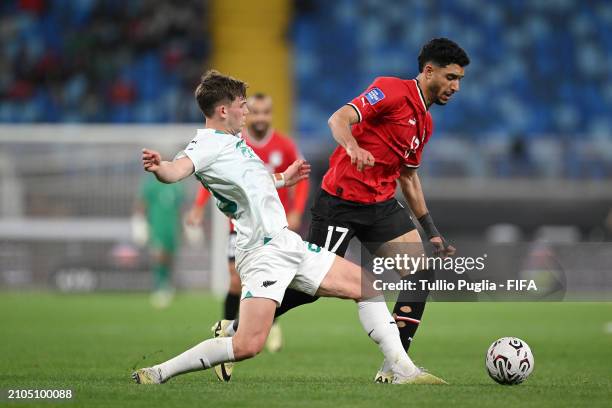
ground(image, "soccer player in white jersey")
xmin=132 ymin=70 xmax=445 ymax=385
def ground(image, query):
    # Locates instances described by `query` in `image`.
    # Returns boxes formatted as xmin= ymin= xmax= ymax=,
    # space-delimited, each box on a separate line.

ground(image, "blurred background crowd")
xmin=1 ymin=0 xmax=208 ymax=122
xmin=2 ymin=0 xmax=612 ymax=177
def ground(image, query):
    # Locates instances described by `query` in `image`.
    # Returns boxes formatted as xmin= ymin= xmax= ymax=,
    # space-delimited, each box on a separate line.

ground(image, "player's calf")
xmin=132 ymin=298 xmax=276 ymax=384
xmin=231 ymin=297 xmax=276 ymax=360
xmin=316 ymin=256 xmax=420 ymax=379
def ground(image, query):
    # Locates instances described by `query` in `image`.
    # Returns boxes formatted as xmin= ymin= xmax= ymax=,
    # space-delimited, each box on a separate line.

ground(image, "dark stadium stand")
xmin=1 ymin=0 xmax=611 ymax=177
xmin=0 ymin=0 xmax=208 ymax=122
xmin=293 ymin=0 xmax=612 ymax=140
xmin=292 ymin=0 xmax=612 ymax=177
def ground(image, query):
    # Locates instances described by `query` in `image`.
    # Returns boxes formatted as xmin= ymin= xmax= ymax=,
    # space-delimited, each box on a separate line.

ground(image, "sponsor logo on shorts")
xmin=262 ymin=280 xmax=277 ymax=288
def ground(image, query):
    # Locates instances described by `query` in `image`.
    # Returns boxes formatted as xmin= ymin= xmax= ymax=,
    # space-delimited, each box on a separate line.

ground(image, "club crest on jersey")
xmin=364 ymin=88 xmax=385 ymax=105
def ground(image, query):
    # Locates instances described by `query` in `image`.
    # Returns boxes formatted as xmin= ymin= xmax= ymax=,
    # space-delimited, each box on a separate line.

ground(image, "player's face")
xmin=429 ymin=63 xmax=465 ymax=106
xmin=246 ymin=97 xmax=273 ymax=135
xmin=226 ymin=97 xmax=249 ymax=134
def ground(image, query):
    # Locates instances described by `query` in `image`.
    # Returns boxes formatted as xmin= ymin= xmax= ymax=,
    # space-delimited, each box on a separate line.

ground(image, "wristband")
xmin=273 ymin=173 xmax=285 ymax=188
xmin=417 ymin=212 xmax=440 ymax=239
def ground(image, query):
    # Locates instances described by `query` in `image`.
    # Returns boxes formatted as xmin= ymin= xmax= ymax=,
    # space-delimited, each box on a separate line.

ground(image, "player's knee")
xmin=232 ymin=334 xmax=265 ymax=360
xmin=235 ymin=342 xmax=263 ymax=360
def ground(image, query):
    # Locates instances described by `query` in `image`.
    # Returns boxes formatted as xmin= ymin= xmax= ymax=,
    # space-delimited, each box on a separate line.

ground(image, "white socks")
xmin=154 ymin=337 xmax=235 ymax=382
xmin=357 ymin=296 xmax=417 ymax=377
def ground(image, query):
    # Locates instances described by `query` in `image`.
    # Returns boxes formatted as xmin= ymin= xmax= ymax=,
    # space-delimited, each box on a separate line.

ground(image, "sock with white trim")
xmin=154 ymin=337 xmax=234 ymax=382
xmin=358 ymin=296 xmax=417 ymax=376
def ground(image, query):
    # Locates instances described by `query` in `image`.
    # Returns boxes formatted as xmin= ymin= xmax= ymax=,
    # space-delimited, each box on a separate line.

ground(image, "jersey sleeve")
xmin=347 ymin=77 xmax=399 ymax=123
xmin=175 ymin=135 xmax=221 ymax=173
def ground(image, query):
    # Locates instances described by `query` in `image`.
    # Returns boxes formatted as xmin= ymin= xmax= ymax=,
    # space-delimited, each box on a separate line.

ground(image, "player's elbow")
xmin=328 ymin=107 xmax=346 ymax=126
xmin=329 ymin=106 xmax=356 ymax=130
xmin=327 ymin=113 xmax=338 ymax=129
xmin=154 ymin=173 xmax=173 ymax=184
xmin=154 ymin=172 xmax=179 ymax=184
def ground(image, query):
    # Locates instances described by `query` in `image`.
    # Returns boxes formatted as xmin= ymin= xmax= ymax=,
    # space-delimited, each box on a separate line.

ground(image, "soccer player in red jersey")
xmin=186 ymin=93 xmax=309 ymax=357
xmin=223 ymin=38 xmax=469 ymax=383
xmin=314 ymin=38 xmax=468 ymax=382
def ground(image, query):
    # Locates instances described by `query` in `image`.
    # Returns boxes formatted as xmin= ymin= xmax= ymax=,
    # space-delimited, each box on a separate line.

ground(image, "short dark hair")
xmin=418 ymin=38 xmax=470 ymax=72
xmin=195 ymin=70 xmax=248 ymax=117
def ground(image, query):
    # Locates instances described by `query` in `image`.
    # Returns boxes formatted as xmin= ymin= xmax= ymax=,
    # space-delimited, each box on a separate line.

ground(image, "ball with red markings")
xmin=485 ymin=337 xmax=534 ymax=385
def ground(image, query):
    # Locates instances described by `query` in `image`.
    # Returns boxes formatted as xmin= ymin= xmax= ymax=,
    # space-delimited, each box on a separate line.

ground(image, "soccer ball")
xmin=485 ymin=337 xmax=534 ymax=385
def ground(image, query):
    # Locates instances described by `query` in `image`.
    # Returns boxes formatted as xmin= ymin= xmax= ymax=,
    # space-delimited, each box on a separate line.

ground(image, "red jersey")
xmin=322 ymin=77 xmax=433 ymax=204
xmin=195 ymin=129 xmax=309 ymax=225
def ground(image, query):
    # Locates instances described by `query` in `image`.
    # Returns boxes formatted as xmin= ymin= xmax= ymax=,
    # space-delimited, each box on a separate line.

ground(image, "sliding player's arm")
xmin=272 ymin=159 xmax=311 ymax=189
xmin=142 ymin=148 xmax=194 ymax=184
xmin=328 ymin=105 xmax=374 ymax=171
xmin=398 ymin=166 xmax=456 ymax=257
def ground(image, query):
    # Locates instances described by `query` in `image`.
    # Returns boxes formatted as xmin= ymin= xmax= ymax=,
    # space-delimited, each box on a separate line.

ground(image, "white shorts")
xmin=235 ymin=228 xmax=336 ymax=306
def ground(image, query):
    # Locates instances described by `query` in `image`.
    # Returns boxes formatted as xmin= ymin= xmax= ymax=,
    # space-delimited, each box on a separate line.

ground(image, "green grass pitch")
xmin=1 ymin=293 xmax=610 ymax=407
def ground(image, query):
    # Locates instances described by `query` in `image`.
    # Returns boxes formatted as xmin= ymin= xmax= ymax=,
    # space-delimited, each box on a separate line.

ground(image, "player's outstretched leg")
xmin=223 ymin=288 xmax=319 ymax=342
xmin=373 ymin=268 xmax=433 ymax=382
xmin=371 ymin=230 xmax=433 ymax=383
xmin=315 ymin=255 xmax=447 ymax=385
xmin=133 ymin=298 xmax=276 ymax=384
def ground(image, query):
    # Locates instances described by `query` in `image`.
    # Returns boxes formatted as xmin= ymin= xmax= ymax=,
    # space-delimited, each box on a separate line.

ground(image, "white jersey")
xmin=179 ymin=128 xmax=288 ymax=250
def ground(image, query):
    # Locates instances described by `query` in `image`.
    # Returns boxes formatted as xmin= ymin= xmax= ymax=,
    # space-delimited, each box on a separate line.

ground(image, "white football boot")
xmin=132 ymin=367 xmax=164 ymax=384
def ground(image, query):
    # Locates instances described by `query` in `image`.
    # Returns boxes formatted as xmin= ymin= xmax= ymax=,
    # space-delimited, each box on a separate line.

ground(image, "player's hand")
xmin=430 ymin=236 xmax=456 ymax=258
xmin=346 ymin=144 xmax=375 ymax=171
xmin=142 ymin=148 xmax=162 ymax=173
xmin=283 ymin=159 xmax=311 ymax=187
xmin=287 ymin=210 xmax=302 ymax=232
